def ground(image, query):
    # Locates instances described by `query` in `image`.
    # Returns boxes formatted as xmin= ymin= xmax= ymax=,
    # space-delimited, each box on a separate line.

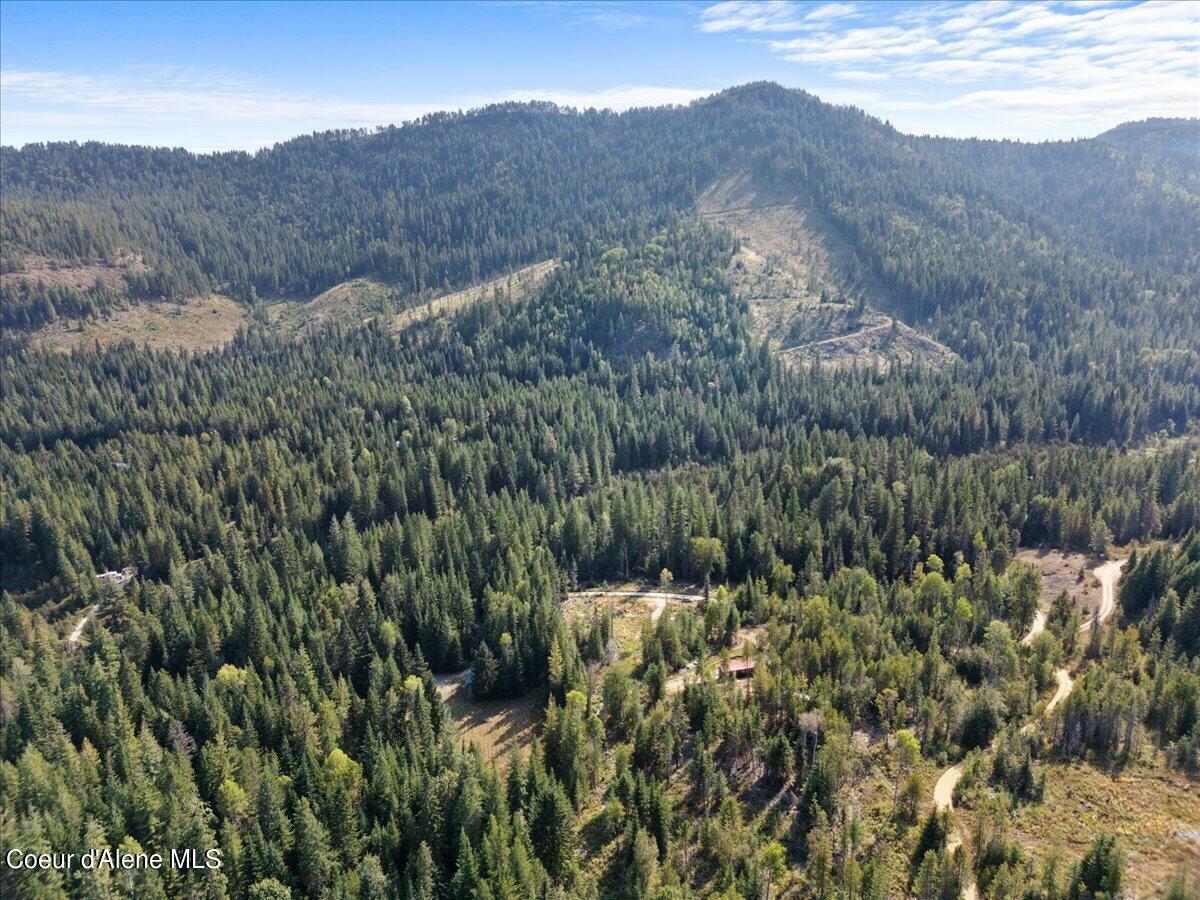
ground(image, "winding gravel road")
xmin=1043 ymin=668 xmax=1075 ymax=716
xmin=1086 ymin=559 xmax=1124 ymax=631
xmin=1019 ymin=557 xmax=1124 ymax=644
xmin=935 ymin=558 xmax=1124 ymax=898
xmin=1019 ymin=609 xmax=1047 ymax=646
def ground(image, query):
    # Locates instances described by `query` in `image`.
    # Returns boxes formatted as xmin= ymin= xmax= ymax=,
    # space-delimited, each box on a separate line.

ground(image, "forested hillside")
xmin=2 ymin=85 xmax=1199 ymax=899
xmin=5 ymin=86 xmax=1198 ymax=444
xmin=1097 ymin=119 xmax=1200 ymax=163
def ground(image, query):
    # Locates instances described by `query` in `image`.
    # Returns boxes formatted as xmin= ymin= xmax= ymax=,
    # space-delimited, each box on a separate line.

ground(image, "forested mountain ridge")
xmin=5 ymin=84 xmax=1198 ymax=446
xmin=3 ymin=83 xmax=1197 ymax=334
xmin=1097 ymin=118 xmax=1200 ymax=163
xmin=3 ymin=84 xmax=1200 ymax=899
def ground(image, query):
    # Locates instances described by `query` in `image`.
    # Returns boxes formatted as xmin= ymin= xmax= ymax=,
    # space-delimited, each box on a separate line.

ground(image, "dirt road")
xmin=68 ymin=605 xmax=98 ymax=646
xmin=1043 ymin=668 xmax=1074 ymax=715
xmin=933 ymin=762 xmax=963 ymax=814
xmin=1020 ymin=557 xmax=1124 ymax=645
xmin=1019 ymin=669 xmax=1074 ymax=736
xmin=931 ymin=757 xmax=976 ymax=899
xmin=1086 ymin=559 xmax=1124 ymax=630
xmin=1020 ymin=609 xmax=1047 ymax=645
xmin=933 ymin=558 xmax=1123 ymax=898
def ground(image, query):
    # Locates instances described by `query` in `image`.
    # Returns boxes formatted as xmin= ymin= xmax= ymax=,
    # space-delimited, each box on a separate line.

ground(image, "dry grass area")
xmin=698 ymin=174 xmax=954 ymax=371
xmin=562 ymin=582 xmax=701 ymax=656
xmin=563 ymin=593 xmax=654 ymax=656
xmin=2 ymin=253 xmax=147 ymax=293
xmin=29 ymin=294 xmax=245 ymax=353
xmin=435 ymin=671 xmax=543 ymax=767
xmin=1016 ymin=547 xmax=1104 ymax=620
xmin=1005 ymin=757 xmax=1200 ymax=897
xmin=393 ymin=259 xmax=559 ymax=329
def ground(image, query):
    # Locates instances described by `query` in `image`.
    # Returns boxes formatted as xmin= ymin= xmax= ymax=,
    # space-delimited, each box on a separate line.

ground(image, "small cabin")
xmin=723 ymin=658 xmax=756 ymax=679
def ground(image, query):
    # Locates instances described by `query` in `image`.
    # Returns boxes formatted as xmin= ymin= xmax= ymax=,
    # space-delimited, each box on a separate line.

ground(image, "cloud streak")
xmin=699 ymin=0 xmax=1200 ymax=136
xmin=699 ymin=0 xmax=860 ymax=33
xmin=0 ymin=68 xmax=713 ymax=150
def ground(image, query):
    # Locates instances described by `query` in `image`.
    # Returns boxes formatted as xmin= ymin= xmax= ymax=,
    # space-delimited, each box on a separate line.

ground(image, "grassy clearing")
xmin=563 ymin=593 xmax=652 ymax=657
xmin=436 ymin=671 xmax=543 ymax=767
xmin=562 ymin=582 xmax=702 ymax=658
xmin=30 ymin=293 xmax=245 ymax=352
xmin=1004 ymin=755 xmax=1200 ymax=897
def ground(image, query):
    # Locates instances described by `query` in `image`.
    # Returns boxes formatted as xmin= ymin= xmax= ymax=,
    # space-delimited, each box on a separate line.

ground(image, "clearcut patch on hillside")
xmin=1 ymin=252 xmax=148 ymax=293
xmin=1016 ymin=548 xmax=1105 ymax=621
xmin=698 ymin=174 xmax=956 ymax=371
xmin=267 ymin=277 xmax=402 ymax=336
xmin=264 ymin=259 xmax=559 ymax=337
xmin=393 ymin=259 xmax=560 ymax=329
xmin=780 ymin=312 xmax=959 ymax=372
xmin=28 ymin=293 xmax=245 ymax=353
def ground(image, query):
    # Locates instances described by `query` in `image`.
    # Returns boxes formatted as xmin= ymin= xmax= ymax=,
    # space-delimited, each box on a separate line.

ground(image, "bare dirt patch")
xmin=1016 ymin=548 xmax=1105 ymax=622
xmin=29 ymin=294 xmax=245 ymax=353
xmin=435 ymin=670 xmax=542 ymax=767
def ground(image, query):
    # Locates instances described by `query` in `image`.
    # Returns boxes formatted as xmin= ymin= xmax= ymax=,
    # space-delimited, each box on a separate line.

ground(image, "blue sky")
xmin=1 ymin=0 xmax=1197 ymax=151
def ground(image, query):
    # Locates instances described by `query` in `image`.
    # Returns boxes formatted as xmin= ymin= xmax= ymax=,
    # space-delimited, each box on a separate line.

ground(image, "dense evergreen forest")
xmin=2 ymin=85 xmax=1199 ymax=899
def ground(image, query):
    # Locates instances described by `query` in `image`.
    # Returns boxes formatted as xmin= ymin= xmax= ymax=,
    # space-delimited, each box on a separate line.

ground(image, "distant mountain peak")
xmin=1095 ymin=118 xmax=1200 ymax=161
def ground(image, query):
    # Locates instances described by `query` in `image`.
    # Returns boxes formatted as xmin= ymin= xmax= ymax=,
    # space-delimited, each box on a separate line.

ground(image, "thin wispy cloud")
xmin=0 ymin=67 xmax=712 ymax=150
xmin=699 ymin=0 xmax=1200 ymax=136
xmin=1 ymin=68 xmax=436 ymax=124
xmin=698 ymin=0 xmax=860 ymax=33
xmin=3 ymin=1 xmax=1195 ymax=148
xmin=494 ymin=1 xmax=653 ymax=30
